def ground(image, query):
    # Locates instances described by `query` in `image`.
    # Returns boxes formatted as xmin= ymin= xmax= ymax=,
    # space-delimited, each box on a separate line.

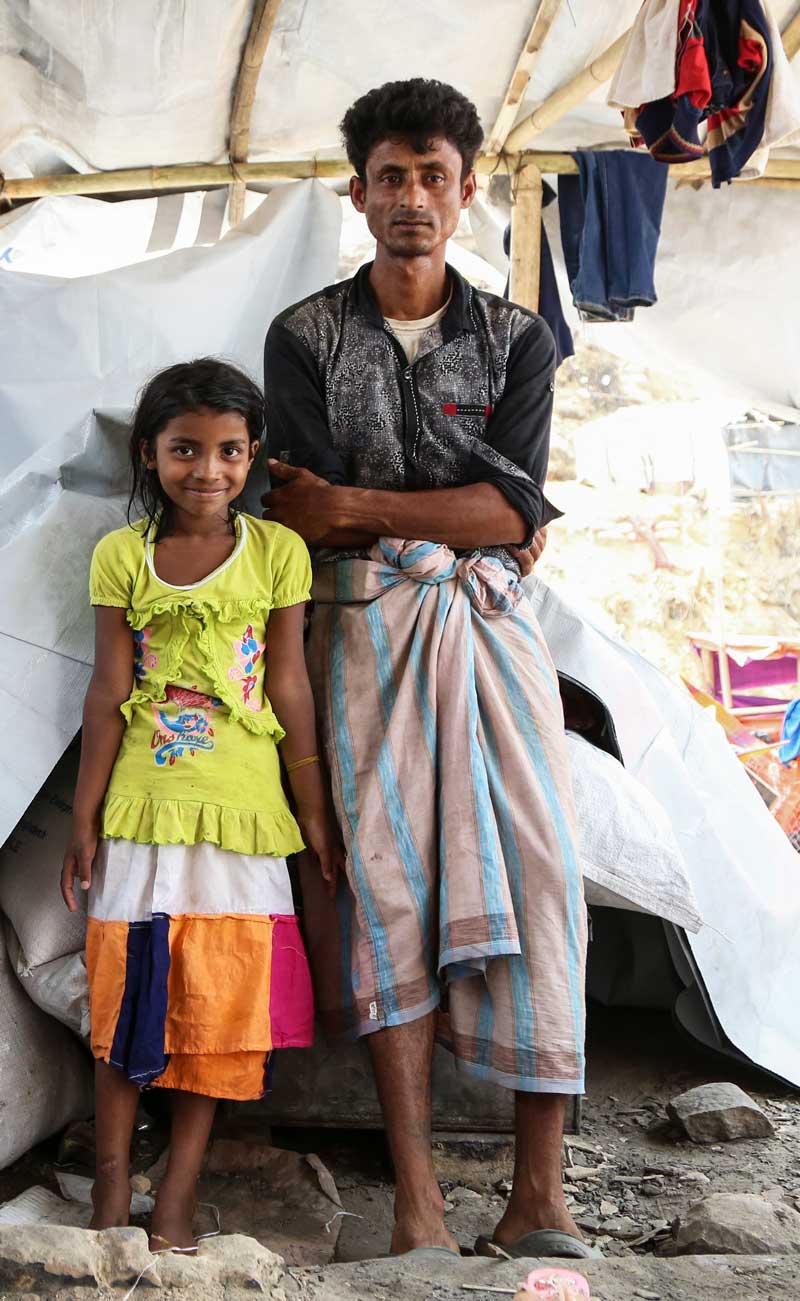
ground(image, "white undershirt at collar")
xmin=384 ymin=289 xmax=453 ymax=364
xmin=145 ymin=513 xmax=248 ymax=591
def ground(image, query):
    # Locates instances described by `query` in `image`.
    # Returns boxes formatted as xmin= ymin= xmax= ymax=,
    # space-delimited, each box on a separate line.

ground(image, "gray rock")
xmin=0 ymin=1226 xmax=285 ymax=1294
xmin=600 ymin=1215 xmax=643 ymax=1240
xmin=668 ymin=1193 xmax=800 ymax=1256
xmin=189 ymin=1234 xmax=284 ymax=1290
xmin=667 ymin=1083 xmax=775 ymax=1144
xmin=0 ymin=1227 xmax=103 ymax=1293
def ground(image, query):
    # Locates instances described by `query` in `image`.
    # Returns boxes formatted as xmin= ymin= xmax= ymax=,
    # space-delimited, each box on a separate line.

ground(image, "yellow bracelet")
xmin=285 ymin=754 xmax=320 ymax=773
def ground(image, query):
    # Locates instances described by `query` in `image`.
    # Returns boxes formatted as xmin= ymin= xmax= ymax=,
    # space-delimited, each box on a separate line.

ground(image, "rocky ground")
xmin=2 ymin=1006 xmax=800 ymax=1297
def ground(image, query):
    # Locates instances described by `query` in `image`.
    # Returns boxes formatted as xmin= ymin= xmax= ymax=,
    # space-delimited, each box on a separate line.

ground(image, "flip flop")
xmin=474 ymin=1230 xmax=601 ymax=1260
xmin=148 ymin=1232 xmax=198 ymax=1257
xmin=399 ymin=1246 xmax=463 ymax=1260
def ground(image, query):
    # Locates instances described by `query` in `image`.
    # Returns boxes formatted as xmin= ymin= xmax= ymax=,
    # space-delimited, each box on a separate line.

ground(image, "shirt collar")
xmin=349 ymin=261 xmax=475 ymax=341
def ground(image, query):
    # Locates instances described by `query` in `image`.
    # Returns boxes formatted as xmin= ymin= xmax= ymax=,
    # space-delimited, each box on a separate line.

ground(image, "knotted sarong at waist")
xmin=303 ymin=538 xmax=587 ymax=1093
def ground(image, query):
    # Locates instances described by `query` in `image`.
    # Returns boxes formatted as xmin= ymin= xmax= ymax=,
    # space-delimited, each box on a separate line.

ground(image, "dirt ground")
xmin=309 ymin=1004 xmax=800 ymax=1265
xmin=2 ymin=1003 xmax=798 ymax=1282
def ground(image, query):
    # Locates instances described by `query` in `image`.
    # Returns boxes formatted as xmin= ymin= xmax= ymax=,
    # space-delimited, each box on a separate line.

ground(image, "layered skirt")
xmin=86 ymin=838 xmax=314 ymax=1100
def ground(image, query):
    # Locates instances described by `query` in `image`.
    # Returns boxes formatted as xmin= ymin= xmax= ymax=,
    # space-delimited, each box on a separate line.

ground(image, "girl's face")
xmin=145 ymin=408 xmax=258 ymax=522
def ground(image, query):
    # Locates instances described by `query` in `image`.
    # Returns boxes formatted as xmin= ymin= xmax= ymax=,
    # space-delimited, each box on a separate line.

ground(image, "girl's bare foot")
xmin=90 ymin=1168 xmax=132 ymax=1229
xmin=149 ymin=1181 xmax=196 ymax=1254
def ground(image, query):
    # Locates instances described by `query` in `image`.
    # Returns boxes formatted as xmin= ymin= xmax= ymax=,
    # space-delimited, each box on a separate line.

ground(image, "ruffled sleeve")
xmin=89 ymin=527 xmax=139 ymax=608
xmin=269 ymin=525 xmax=312 ymax=609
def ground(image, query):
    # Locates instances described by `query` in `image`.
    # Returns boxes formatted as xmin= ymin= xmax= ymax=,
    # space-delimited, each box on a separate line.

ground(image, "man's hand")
xmin=509 ymin=526 xmax=547 ymax=578
xmin=262 ymin=460 xmax=338 ymax=543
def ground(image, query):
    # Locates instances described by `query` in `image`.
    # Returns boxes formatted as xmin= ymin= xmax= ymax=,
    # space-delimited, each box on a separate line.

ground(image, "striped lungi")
xmin=303 ymin=538 xmax=587 ymax=1094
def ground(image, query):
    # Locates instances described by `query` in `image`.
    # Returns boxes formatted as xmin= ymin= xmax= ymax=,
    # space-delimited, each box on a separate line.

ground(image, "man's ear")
xmin=349 ymin=174 xmax=367 ymax=213
xmin=461 ymin=169 xmax=478 ymax=210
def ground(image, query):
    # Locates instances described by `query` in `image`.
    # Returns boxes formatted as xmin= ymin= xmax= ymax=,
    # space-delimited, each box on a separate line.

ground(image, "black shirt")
xmin=263 ymin=262 xmax=560 ymax=570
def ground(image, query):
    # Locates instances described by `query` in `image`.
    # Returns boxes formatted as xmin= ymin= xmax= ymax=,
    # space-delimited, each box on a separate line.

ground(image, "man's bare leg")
xmin=492 ymin=1093 xmax=582 ymax=1245
xmin=367 ymin=1013 xmax=459 ymax=1255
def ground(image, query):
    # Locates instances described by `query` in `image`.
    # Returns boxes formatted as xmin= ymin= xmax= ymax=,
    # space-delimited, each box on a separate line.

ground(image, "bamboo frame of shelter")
xmin=3 ymin=1 xmax=800 ymax=314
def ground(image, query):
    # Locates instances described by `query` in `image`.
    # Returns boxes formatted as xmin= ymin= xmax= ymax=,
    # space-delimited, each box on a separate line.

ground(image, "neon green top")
xmin=89 ymin=513 xmax=311 ymax=856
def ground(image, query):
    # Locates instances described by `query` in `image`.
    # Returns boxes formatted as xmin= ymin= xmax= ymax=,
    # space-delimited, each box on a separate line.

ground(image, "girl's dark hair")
xmin=127 ymin=357 xmax=264 ymax=538
xmin=340 ymin=78 xmax=484 ymax=181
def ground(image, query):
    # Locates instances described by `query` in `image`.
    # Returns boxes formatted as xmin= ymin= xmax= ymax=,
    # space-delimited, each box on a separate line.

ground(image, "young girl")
xmin=61 ymin=358 xmax=342 ymax=1253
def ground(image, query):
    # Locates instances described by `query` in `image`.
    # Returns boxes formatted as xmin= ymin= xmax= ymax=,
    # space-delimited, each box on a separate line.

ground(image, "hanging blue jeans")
xmin=558 ymin=151 xmax=668 ymax=322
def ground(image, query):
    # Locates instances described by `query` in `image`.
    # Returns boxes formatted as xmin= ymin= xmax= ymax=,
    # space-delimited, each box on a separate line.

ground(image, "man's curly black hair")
xmin=340 ymin=78 xmax=484 ymax=181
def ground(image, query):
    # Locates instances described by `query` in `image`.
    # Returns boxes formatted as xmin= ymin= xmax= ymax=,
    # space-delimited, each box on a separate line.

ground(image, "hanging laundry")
xmin=612 ymin=0 xmax=777 ymax=188
xmin=503 ymin=181 xmax=574 ymax=367
xmin=706 ymin=0 xmax=773 ymax=185
xmin=608 ymin=0 xmax=682 ymax=112
xmin=733 ymin=0 xmax=800 ymax=178
xmin=557 ymin=151 xmax=668 ymax=323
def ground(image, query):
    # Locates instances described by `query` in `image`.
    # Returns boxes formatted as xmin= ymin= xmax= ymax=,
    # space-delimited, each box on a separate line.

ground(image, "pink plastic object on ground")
xmin=516 ymin=1268 xmax=592 ymax=1299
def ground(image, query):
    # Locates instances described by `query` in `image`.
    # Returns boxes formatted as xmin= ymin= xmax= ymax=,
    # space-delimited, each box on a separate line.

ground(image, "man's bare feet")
xmin=492 ymin=1194 xmax=583 ymax=1248
xmin=149 ymin=1182 xmax=196 ymax=1254
xmin=89 ymin=1166 xmax=131 ymax=1230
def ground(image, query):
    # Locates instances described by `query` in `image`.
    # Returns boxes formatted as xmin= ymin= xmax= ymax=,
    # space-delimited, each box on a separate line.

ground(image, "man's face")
xmin=350 ymin=136 xmax=477 ymax=258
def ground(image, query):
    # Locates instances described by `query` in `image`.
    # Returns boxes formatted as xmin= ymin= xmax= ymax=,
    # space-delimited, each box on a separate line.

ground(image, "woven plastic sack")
xmin=0 ymin=919 xmax=92 ymax=1170
xmin=0 ymin=744 xmax=85 ymax=972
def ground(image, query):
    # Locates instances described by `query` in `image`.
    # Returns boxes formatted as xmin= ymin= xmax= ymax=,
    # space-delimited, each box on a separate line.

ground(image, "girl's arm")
xmin=61 ymin=606 xmax=134 ymax=911
xmin=265 ymin=603 xmax=344 ymax=894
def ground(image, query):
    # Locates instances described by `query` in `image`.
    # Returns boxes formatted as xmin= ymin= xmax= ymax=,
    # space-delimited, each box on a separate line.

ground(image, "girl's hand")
xmin=61 ymin=821 xmax=99 ymax=911
xmin=297 ymin=807 xmax=346 ymax=898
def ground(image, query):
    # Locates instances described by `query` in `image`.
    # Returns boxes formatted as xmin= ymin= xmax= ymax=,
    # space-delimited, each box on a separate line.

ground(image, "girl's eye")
xmin=173 ymin=446 xmax=194 ymax=457
xmin=221 ymin=446 xmax=242 ymax=458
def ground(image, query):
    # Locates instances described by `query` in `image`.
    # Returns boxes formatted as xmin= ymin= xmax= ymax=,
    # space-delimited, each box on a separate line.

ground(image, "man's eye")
xmin=383 ymin=174 xmax=400 ymax=184
xmin=427 ymin=174 xmax=445 ymax=184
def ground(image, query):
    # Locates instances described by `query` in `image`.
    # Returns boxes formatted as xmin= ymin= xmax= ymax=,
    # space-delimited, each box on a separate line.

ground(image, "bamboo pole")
xmin=509 ymin=161 xmax=543 ymax=311
xmin=679 ymin=157 xmax=800 ymax=181
xmin=0 ymin=154 xmax=556 ymax=199
xmin=782 ymin=8 xmax=800 ymax=58
xmin=4 ymin=151 xmax=800 ymax=202
xmin=485 ymin=0 xmax=564 ymax=155
xmin=227 ymin=0 xmax=284 ymax=226
xmin=503 ymin=28 xmax=631 ymax=152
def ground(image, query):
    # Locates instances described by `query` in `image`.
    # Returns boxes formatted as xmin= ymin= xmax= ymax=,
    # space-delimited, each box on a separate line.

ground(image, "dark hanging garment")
xmin=503 ymin=181 xmax=574 ymax=368
xmin=705 ymin=0 xmax=772 ymax=186
xmin=634 ymin=0 xmax=773 ymax=187
xmin=557 ymin=150 xmax=668 ymax=323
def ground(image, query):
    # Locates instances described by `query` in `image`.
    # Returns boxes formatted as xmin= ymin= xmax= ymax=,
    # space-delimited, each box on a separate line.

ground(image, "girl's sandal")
xmin=148 ymin=1233 xmax=198 ymax=1257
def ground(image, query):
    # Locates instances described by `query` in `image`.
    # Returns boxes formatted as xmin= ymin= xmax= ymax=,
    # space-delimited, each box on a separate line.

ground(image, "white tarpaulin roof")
xmin=3 ymin=0 xmax=800 ymax=169
xmin=0 ymin=3 xmax=659 ymax=171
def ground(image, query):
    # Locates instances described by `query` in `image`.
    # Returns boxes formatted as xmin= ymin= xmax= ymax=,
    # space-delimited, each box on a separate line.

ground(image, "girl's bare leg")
xmin=150 ymin=1091 xmax=217 ymax=1251
xmin=91 ymin=1060 xmax=140 ymax=1228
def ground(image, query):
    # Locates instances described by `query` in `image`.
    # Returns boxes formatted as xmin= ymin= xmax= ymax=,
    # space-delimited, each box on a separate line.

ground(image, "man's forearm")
xmin=323 ymin=482 xmax=527 ymax=549
xmin=316 ymin=527 xmax=379 ymax=547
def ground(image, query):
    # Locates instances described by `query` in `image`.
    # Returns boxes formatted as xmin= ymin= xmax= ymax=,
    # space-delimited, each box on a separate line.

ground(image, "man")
xmin=262 ymin=79 xmax=590 ymax=1261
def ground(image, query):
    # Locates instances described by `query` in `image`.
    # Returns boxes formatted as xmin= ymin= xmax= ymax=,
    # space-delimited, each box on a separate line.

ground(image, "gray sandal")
xmin=399 ymin=1246 xmax=463 ymax=1260
xmin=475 ymin=1230 xmax=601 ymax=1259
